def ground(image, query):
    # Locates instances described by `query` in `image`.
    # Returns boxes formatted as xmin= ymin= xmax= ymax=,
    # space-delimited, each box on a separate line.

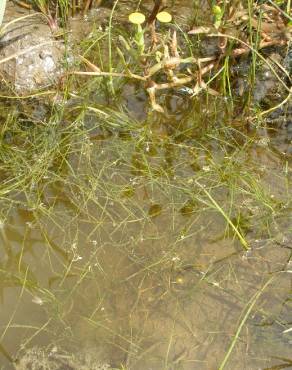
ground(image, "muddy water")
xmin=1 ymin=1 xmax=292 ymax=370
xmin=0 ymin=93 xmax=291 ymax=370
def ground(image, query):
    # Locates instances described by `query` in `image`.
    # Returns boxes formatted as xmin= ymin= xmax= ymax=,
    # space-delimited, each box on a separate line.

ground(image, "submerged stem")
xmin=108 ymin=0 xmax=119 ymax=95
xmin=219 ymin=275 xmax=277 ymax=370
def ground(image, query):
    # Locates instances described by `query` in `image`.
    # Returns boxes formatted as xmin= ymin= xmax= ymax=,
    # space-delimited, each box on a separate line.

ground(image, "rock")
xmin=0 ymin=3 xmax=117 ymax=94
xmin=0 ymin=3 xmax=65 ymax=93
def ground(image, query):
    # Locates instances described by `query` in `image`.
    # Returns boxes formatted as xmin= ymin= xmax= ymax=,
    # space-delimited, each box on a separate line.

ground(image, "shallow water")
xmin=0 ymin=94 xmax=291 ymax=369
xmin=0 ymin=1 xmax=292 ymax=369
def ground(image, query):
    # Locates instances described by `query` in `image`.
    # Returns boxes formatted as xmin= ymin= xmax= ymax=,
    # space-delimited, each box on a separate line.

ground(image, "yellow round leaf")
xmin=156 ymin=11 xmax=172 ymax=23
xmin=129 ymin=12 xmax=146 ymax=25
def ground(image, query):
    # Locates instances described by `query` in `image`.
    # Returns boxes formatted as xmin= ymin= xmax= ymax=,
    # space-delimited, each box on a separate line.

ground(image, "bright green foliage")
xmin=212 ymin=4 xmax=224 ymax=29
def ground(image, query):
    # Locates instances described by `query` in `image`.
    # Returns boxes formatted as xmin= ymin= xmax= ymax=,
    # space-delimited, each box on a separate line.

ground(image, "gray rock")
xmin=0 ymin=3 xmax=65 ymax=93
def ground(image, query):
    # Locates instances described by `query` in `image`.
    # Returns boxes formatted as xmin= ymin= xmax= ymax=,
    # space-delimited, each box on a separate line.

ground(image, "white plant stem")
xmin=0 ymin=0 xmax=7 ymax=30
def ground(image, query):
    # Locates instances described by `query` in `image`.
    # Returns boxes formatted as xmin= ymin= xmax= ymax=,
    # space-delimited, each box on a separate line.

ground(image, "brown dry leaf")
xmin=79 ymin=55 xmax=101 ymax=73
xmin=200 ymin=81 xmax=220 ymax=96
xmin=229 ymin=9 xmax=248 ymax=22
xmin=188 ymin=26 xmax=212 ymax=35
xmin=147 ymin=86 xmax=164 ymax=113
xmin=250 ymin=18 xmax=285 ymax=35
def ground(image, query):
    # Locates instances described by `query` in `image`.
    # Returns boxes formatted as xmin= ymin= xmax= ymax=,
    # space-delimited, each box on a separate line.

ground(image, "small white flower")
xmin=257 ymin=137 xmax=270 ymax=147
xmin=32 ymin=296 xmax=44 ymax=305
xmin=73 ymin=255 xmax=82 ymax=262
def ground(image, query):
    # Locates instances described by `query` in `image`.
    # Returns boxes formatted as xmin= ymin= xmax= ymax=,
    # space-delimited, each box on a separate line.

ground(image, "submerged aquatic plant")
xmin=0 ymin=2 xmax=291 ymax=366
